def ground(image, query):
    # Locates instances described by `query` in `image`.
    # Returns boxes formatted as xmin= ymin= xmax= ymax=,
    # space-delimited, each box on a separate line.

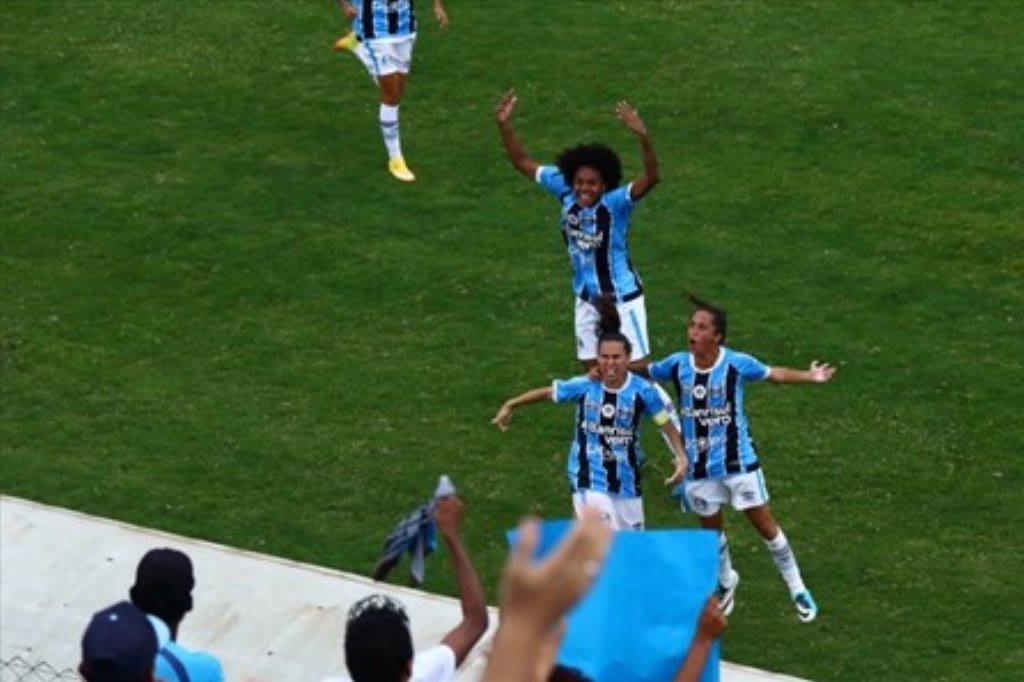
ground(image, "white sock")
xmin=379 ymin=104 xmax=402 ymax=160
xmin=765 ymin=529 xmax=806 ymax=595
xmin=718 ymin=532 xmax=735 ymax=586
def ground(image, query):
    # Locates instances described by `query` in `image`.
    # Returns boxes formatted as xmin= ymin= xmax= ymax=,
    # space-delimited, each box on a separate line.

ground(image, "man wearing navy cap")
xmin=79 ymin=601 xmax=158 ymax=682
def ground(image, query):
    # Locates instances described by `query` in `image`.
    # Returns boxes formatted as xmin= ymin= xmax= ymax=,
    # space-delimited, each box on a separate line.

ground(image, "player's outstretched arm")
xmin=492 ymin=386 xmax=554 ymax=431
xmin=433 ymin=0 xmax=449 ymax=30
xmin=767 ymin=360 xmax=836 ymax=384
xmin=628 ymin=359 xmax=652 ymax=378
xmin=616 ymin=100 xmax=660 ymax=201
xmin=338 ymin=0 xmax=356 ymax=20
xmin=674 ymin=595 xmax=728 ymax=682
xmin=495 ymin=89 xmax=540 ymax=179
xmin=435 ymin=497 xmax=490 ymax=667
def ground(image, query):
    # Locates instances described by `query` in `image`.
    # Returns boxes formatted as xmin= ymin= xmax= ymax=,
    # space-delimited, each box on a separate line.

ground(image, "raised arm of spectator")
xmin=482 ymin=507 xmax=613 ymax=682
xmin=767 ymin=360 xmax=836 ymax=384
xmin=492 ymin=386 xmax=554 ymax=431
xmin=616 ymin=101 xmax=660 ymax=201
xmin=435 ymin=497 xmax=490 ymax=668
xmin=496 ymin=89 xmax=540 ymax=179
xmin=674 ymin=595 xmax=727 ymax=682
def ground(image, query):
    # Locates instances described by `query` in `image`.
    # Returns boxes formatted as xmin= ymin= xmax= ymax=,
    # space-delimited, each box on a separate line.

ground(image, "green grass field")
xmin=2 ymin=1 xmax=1022 ymax=680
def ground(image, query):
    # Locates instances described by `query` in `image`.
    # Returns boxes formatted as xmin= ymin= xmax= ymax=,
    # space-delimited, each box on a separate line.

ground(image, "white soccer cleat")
xmin=793 ymin=589 xmax=819 ymax=623
xmin=715 ymin=569 xmax=740 ymax=616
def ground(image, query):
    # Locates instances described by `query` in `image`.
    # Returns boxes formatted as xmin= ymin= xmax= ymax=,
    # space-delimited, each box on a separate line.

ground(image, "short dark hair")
xmin=688 ymin=293 xmax=728 ymax=342
xmin=555 ymin=143 xmax=622 ymax=189
xmin=594 ymin=295 xmax=631 ymax=356
xmin=549 ymin=664 xmax=595 ymax=681
xmin=344 ymin=595 xmax=414 ymax=682
xmin=129 ymin=548 xmax=194 ymax=628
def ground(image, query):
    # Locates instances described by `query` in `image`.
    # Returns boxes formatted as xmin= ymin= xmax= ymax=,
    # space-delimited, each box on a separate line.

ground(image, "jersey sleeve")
xmin=732 ymin=351 xmax=771 ymax=382
xmin=638 ymin=380 xmax=671 ymax=425
xmin=603 ymin=183 xmax=636 ymax=212
xmin=648 ymin=353 xmax=680 ymax=382
xmin=551 ymin=376 xmax=591 ymax=403
xmin=536 ymin=165 xmax=571 ymax=199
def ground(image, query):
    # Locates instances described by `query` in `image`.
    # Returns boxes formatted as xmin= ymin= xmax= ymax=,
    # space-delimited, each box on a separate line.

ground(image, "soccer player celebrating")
xmin=495 ymin=89 xmax=660 ymax=369
xmin=492 ymin=303 xmax=687 ymax=531
xmin=635 ymin=294 xmax=837 ymax=623
xmin=334 ymin=0 xmax=449 ymax=182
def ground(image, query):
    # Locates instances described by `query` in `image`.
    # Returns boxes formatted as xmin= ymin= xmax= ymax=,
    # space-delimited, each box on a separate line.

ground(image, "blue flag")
xmin=507 ymin=522 xmax=720 ymax=682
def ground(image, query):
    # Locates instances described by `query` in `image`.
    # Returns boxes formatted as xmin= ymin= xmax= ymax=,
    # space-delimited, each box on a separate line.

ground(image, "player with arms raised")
xmin=495 ymin=89 xmax=661 ymax=370
xmin=635 ymin=294 xmax=837 ymax=622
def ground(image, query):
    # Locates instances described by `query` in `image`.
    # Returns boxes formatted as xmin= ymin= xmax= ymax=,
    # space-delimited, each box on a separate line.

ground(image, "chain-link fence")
xmin=0 ymin=657 xmax=78 ymax=682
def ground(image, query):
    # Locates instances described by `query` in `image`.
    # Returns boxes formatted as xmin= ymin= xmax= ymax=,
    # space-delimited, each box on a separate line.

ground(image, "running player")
xmin=334 ymin=0 xmax=449 ymax=182
xmin=495 ymin=89 xmax=660 ymax=369
xmin=634 ymin=294 xmax=836 ymax=622
xmin=492 ymin=305 xmax=687 ymax=531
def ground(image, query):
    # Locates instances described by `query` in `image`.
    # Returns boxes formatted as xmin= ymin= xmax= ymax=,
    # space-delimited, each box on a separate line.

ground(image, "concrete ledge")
xmin=0 ymin=496 xmax=808 ymax=681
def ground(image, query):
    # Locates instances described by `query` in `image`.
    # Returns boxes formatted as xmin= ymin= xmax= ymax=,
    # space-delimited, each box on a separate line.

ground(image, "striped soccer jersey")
xmin=536 ymin=166 xmax=643 ymax=303
xmin=354 ymin=0 xmax=417 ymax=41
xmin=648 ymin=347 xmax=771 ymax=480
xmin=552 ymin=373 xmax=671 ymax=498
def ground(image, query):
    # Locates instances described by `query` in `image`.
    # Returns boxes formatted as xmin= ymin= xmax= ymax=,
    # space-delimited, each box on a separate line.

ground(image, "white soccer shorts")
xmin=575 ymin=295 xmax=650 ymax=361
xmin=354 ymin=35 xmax=416 ymax=78
xmin=572 ymin=490 xmax=645 ymax=531
xmin=681 ymin=469 xmax=770 ymax=516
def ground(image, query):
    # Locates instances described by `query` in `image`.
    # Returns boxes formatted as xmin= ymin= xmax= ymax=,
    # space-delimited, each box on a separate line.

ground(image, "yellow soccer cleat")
xmin=388 ymin=156 xmax=416 ymax=182
xmin=333 ymin=31 xmax=359 ymax=52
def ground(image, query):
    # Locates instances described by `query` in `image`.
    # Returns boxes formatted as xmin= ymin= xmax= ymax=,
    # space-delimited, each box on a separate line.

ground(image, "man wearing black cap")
xmin=79 ymin=601 xmax=158 ymax=682
xmin=129 ymin=547 xmax=224 ymax=682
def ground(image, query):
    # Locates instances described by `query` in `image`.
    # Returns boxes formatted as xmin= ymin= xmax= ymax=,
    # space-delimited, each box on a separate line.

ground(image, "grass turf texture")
xmin=2 ymin=1 xmax=1022 ymax=680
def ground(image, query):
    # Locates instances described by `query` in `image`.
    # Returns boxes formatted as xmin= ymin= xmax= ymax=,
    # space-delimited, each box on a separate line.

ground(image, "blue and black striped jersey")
xmin=553 ymin=373 xmax=671 ymax=497
xmin=649 ymin=347 xmax=770 ymax=480
xmin=536 ymin=166 xmax=644 ymax=303
xmin=354 ymin=0 xmax=417 ymax=41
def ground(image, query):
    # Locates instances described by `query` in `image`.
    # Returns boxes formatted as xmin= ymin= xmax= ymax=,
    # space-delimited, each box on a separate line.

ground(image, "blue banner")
xmin=507 ymin=522 xmax=720 ymax=682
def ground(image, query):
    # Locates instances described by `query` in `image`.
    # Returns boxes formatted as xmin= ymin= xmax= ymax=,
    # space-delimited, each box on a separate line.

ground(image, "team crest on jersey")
xmin=691 ymin=384 xmax=708 ymax=400
xmin=710 ymin=386 xmax=726 ymax=400
xmin=566 ymin=213 xmax=581 ymax=226
xmin=600 ymin=403 xmax=616 ymax=419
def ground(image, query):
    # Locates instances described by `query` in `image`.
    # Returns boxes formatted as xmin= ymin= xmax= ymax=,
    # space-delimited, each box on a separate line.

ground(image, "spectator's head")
xmin=344 ymin=594 xmax=414 ymax=682
xmin=129 ymin=548 xmax=195 ymax=632
xmin=549 ymin=665 xmax=594 ymax=682
xmin=79 ymin=601 xmax=157 ymax=682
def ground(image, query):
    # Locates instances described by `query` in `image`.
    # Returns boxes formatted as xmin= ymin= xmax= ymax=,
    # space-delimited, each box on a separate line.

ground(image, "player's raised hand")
xmin=809 ymin=360 xmax=836 ymax=383
xmin=492 ymin=402 xmax=514 ymax=431
xmin=433 ymin=1 xmax=449 ymax=30
xmin=340 ymin=0 xmax=357 ymax=20
xmin=495 ymin=89 xmax=518 ymax=124
xmin=616 ymin=100 xmax=647 ymax=136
